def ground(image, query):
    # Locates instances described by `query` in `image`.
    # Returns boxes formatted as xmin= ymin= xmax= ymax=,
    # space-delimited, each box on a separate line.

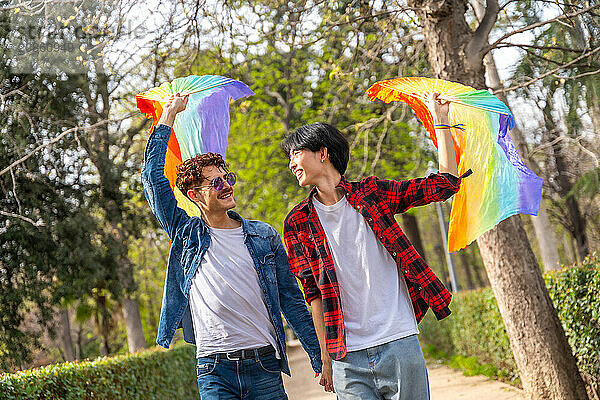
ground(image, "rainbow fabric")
xmin=137 ymin=75 xmax=254 ymax=217
xmin=367 ymin=77 xmax=542 ymax=252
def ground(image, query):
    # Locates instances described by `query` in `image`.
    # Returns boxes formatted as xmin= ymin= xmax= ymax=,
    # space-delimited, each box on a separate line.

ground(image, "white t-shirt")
xmin=313 ymin=196 xmax=418 ymax=351
xmin=188 ymin=226 xmax=280 ymax=358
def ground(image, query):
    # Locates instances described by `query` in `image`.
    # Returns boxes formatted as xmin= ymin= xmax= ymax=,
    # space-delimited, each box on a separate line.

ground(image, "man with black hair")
xmin=142 ymin=93 xmax=322 ymax=399
xmin=281 ymin=95 xmax=469 ymax=399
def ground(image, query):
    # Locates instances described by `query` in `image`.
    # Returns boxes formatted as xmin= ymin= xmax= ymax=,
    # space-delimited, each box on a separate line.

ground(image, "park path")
xmin=283 ymin=343 xmax=524 ymax=400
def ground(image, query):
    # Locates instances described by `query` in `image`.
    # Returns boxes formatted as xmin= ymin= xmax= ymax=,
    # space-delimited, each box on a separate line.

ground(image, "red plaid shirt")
xmin=283 ymin=172 xmax=469 ymax=360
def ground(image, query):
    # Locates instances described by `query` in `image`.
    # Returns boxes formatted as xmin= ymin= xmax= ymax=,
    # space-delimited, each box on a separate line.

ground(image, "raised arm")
xmin=375 ymin=93 xmax=470 ymax=214
xmin=429 ymin=92 xmax=458 ymax=177
xmin=141 ymin=94 xmax=190 ymax=239
xmin=375 ymin=173 xmax=464 ymax=214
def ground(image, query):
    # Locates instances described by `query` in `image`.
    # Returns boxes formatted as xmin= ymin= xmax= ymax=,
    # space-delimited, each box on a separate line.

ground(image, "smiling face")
xmin=281 ymin=123 xmax=350 ymax=186
xmin=289 ymin=148 xmax=326 ymax=187
xmin=187 ymin=165 xmax=236 ymax=214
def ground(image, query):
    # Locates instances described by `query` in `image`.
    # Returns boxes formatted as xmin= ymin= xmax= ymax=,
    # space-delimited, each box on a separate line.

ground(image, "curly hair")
xmin=175 ymin=152 xmax=228 ymax=193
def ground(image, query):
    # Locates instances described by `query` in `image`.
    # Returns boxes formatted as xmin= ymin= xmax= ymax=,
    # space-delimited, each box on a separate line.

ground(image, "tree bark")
xmin=562 ymin=233 xmax=577 ymax=264
xmin=121 ymin=296 xmax=147 ymax=352
xmin=477 ymin=217 xmax=588 ymax=399
xmin=542 ymin=101 xmax=589 ymax=261
xmin=531 ymin=203 xmax=561 ymax=271
xmin=472 ymin=0 xmax=561 ymax=271
xmin=458 ymin=250 xmax=475 ymax=290
xmin=75 ymin=66 xmax=147 ymax=353
xmin=407 ymin=0 xmax=589 ymax=397
xmin=95 ymin=294 xmax=111 ymax=356
xmin=58 ymin=308 xmax=75 ymax=361
xmin=401 ymin=213 xmax=427 ymax=261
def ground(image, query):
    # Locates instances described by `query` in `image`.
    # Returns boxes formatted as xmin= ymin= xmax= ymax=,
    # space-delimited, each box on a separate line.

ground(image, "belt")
xmin=209 ymin=345 xmax=275 ymax=361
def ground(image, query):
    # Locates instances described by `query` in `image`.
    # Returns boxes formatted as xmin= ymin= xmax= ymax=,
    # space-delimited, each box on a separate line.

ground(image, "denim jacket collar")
xmin=197 ymin=210 xmax=266 ymax=238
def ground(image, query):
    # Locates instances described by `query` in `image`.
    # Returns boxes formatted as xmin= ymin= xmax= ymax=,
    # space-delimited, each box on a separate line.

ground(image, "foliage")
xmin=419 ymin=285 xmax=518 ymax=383
xmin=177 ymin=1 xmax=434 ymax=232
xmin=0 ymin=10 xmax=115 ymax=368
xmin=0 ymin=344 xmax=197 ymax=400
xmin=0 ymin=0 xmax=176 ymax=364
xmin=508 ymin=0 xmax=600 ymax=258
xmin=545 ymin=254 xmax=600 ymax=397
xmin=419 ymin=255 xmax=600 ymax=395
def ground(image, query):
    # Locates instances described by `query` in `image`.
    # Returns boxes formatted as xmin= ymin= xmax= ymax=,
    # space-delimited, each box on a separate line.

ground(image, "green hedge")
xmin=420 ymin=254 xmax=600 ymax=396
xmin=0 ymin=343 xmax=197 ymax=400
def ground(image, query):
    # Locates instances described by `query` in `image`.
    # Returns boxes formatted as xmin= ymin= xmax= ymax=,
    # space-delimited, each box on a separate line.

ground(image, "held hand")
xmin=427 ymin=92 xmax=450 ymax=124
xmin=318 ymin=355 xmax=335 ymax=392
xmin=164 ymin=93 xmax=189 ymax=114
xmin=157 ymin=93 xmax=189 ymax=128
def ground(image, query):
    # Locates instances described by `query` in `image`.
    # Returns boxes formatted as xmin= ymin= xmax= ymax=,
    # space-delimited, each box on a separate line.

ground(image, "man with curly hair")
xmin=141 ymin=93 xmax=322 ymax=399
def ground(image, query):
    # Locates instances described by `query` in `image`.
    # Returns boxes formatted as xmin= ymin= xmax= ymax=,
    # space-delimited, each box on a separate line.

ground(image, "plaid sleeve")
xmin=377 ymin=170 xmax=471 ymax=214
xmin=283 ymin=217 xmax=321 ymax=304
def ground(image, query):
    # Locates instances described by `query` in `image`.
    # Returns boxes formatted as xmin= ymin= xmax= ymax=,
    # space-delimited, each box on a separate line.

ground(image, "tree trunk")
xmin=477 ymin=217 xmax=588 ymax=399
xmin=434 ymin=244 xmax=451 ymax=288
xmin=565 ymin=195 xmax=589 ymax=261
xmin=472 ymin=0 xmax=561 ymax=271
xmin=58 ymin=307 xmax=75 ymax=361
xmin=531 ymin=203 xmax=561 ymax=271
xmin=407 ymin=0 xmax=589 ymax=397
xmin=458 ymin=250 xmax=475 ymax=290
xmin=75 ymin=67 xmax=148 ymax=354
xmin=540 ymin=93 xmax=589 ymax=261
xmin=401 ymin=213 xmax=427 ymax=261
xmin=75 ymin=325 xmax=83 ymax=360
xmin=95 ymin=294 xmax=111 ymax=356
xmin=122 ymin=296 xmax=147 ymax=352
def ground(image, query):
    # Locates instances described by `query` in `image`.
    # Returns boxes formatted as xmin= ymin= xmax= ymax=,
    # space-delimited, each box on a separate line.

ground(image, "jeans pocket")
xmin=196 ymin=358 xmax=217 ymax=378
xmin=257 ymin=355 xmax=281 ymax=374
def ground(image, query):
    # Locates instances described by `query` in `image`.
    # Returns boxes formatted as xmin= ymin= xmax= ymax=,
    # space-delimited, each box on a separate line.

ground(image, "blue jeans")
xmin=332 ymin=334 xmax=430 ymax=400
xmin=196 ymin=353 xmax=288 ymax=399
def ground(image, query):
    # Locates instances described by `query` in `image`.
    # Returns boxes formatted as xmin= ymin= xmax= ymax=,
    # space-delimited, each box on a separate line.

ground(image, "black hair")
xmin=281 ymin=122 xmax=349 ymax=175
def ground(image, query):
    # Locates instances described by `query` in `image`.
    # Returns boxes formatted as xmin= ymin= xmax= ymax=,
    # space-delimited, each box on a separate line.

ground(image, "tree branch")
xmin=0 ymin=210 xmax=44 ymax=227
xmin=554 ymin=67 xmax=600 ymax=80
xmin=494 ymin=42 xmax=586 ymax=53
xmin=0 ymin=120 xmax=110 ymax=178
xmin=485 ymin=3 xmax=600 ymax=54
xmin=469 ymin=0 xmax=500 ymax=55
xmin=531 ymin=134 xmax=599 ymax=167
xmin=494 ymin=45 xmax=600 ymax=94
xmin=10 ymin=168 xmax=22 ymax=215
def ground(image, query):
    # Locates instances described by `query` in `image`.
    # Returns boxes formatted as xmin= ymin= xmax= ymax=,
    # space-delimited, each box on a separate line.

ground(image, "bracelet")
xmin=434 ymin=123 xmax=465 ymax=131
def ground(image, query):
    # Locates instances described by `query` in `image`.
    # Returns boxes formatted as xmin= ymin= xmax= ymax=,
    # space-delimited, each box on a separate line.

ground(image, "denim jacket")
xmin=141 ymin=124 xmax=322 ymax=375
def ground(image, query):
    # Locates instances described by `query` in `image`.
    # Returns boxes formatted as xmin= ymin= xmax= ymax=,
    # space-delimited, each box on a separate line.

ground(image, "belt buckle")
xmin=226 ymin=351 xmax=242 ymax=361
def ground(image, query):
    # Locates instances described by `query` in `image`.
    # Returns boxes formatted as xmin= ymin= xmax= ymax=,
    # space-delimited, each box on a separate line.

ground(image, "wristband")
xmin=434 ymin=123 xmax=465 ymax=131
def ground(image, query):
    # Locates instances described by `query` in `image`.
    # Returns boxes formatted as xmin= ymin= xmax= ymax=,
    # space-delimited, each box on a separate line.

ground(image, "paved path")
xmin=283 ymin=345 xmax=524 ymax=400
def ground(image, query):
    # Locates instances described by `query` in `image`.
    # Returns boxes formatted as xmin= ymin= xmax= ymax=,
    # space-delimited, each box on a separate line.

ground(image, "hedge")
xmin=419 ymin=254 xmax=600 ymax=398
xmin=0 ymin=343 xmax=197 ymax=400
